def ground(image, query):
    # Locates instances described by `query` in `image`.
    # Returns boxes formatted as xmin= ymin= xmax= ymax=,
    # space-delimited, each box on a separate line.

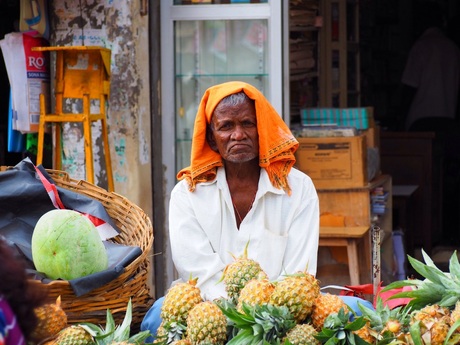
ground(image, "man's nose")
xmin=231 ymin=125 xmax=246 ymax=140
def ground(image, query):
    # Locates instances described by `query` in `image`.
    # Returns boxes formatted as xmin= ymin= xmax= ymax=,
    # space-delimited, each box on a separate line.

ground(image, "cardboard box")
xmin=359 ymin=124 xmax=380 ymax=149
xmin=295 ymin=134 xmax=368 ymax=189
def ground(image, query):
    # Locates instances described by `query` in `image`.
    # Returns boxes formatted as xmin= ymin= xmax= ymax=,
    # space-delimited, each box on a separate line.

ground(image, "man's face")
xmin=208 ymin=99 xmax=259 ymax=163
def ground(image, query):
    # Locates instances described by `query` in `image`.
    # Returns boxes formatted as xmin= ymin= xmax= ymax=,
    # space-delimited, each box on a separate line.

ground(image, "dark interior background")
xmin=2 ymin=0 xmax=459 ymax=164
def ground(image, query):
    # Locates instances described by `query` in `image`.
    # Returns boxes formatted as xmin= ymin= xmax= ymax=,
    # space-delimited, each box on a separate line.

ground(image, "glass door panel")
xmin=174 ymin=19 xmax=268 ymax=171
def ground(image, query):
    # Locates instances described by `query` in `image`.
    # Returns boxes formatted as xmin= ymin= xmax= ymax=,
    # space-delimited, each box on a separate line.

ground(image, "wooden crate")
xmin=316 ymin=174 xmax=395 ymax=284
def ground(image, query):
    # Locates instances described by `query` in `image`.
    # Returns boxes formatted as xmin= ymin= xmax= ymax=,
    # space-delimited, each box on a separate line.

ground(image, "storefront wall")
xmin=49 ymin=0 xmax=155 ymax=295
xmin=49 ymin=1 xmax=152 ymax=220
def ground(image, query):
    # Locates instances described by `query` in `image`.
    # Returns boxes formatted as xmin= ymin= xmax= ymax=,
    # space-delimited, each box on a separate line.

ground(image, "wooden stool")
xmin=33 ymin=46 xmax=114 ymax=191
xmin=319 ymin=226 xmax=371 ymax=285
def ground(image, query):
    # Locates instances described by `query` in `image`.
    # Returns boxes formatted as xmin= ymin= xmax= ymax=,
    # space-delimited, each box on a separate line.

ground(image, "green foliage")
xmin=79 ymin=299 xmax=152 ymax=345
xmin=382 ymin=249 xmax=460 ymax=310
xmin=314 ymin=308 xmax=371 ymax=345
xmin=445 ymin=319 xmax=460 ymax=345
xmin=358 ymin=298 xmax=411 ymax=332
xmin=153 ymin=321 xmax=187 ymax=345
xmin=216 ymin=298 xmax=296 ymax=345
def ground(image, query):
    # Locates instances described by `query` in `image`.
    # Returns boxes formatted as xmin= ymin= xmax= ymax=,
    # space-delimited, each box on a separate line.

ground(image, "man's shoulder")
xmin=172 ymin=177 xmax=218 ymax=196
xmin=289 ymin=167 xmax=314 ymax=185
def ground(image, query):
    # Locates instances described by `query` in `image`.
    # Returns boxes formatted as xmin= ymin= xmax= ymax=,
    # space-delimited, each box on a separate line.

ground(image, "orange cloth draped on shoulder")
xmin=177 ymin=81 xmax=299 ymax=194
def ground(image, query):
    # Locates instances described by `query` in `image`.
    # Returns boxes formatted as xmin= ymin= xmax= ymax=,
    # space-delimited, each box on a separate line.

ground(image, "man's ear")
xmin=206 ymin=125 xmax=218 ymax=152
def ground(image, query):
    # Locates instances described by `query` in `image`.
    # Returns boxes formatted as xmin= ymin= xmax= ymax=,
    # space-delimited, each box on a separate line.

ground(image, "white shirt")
xmin=168 ymin=166 xmax=319 ymax=301
xmin=401 ymin=27 xmax=460 ymax=130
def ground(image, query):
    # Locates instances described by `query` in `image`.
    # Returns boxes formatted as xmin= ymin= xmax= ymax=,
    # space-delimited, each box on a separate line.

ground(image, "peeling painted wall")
xmin=49 ymin=0 xmax=152 ymax=221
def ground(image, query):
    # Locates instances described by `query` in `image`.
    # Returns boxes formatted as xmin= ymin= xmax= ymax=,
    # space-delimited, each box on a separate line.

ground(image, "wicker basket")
xmin=1 ymin=167 xmax=154 ymax=329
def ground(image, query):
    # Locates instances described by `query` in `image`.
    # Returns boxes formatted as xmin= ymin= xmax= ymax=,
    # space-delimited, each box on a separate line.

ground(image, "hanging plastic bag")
xmin=0 ymin=32 xmax=50 ymax=133
xmin=7 ymin=90 xmax=26 ymax=152
xmin=19 ymin=0 xmax=50 ymax=40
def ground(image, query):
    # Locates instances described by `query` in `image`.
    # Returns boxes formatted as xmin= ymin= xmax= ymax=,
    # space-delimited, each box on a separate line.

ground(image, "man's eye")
xmin=243 ymin=121 xmax=256 ymax=127
xmin=219 ymin=123 xmax=232 ymax=130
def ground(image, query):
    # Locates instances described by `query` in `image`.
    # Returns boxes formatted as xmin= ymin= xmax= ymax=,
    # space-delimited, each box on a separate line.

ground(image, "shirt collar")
xmin=215 ymin=166 xmax=285 ymax=197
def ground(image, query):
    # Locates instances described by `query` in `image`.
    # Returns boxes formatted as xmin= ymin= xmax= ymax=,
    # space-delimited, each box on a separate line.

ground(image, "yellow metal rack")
xmin=33 ymin=46 xmax=114 ymax=191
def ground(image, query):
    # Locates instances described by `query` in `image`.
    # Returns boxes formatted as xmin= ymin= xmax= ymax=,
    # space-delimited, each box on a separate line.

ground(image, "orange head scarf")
xmin=177 ymin=81 xmax=299 ymax=194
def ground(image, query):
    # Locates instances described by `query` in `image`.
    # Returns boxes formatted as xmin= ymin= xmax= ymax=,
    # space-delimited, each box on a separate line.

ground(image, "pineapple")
xmin=282 ymin=323 xmax=320 ymax=345
xmin=380 ymin=249 xmax=460 ymax=344
xmin=153 ymin=322 xmax=168 ymax=345
xmin=47 ymin=300 xmax=150 ymax=345
xmin=161 ymin=276 xmax=203 ymax=323
xmin=358 ymin=296 xmax=411 ymax=343
xmin=154 ymin=321 xmax=187 ymax=345
xmin=51 ymin=325 xmax=95 ymax=345
xmin=31 ymin=296 xmax=68 ymax=342
xmin=352 ymin=321 xmax=374 ymax=344
xmin=412 ymin=304 xmax=451 ymax=323
xmin=236 ymin=276 xmax=275 ymax=312
xmin=315 ymin=307 xmax=369 ymax=345
xmin=447 ymin=303 xmax=460 ymax=345
xmin=269 ymin=271 xmax=320 ymax=323
xmin=217 ymin=298 xmax=295 ymax=344
xmin=451 ymin=300 xmax=460 ymax=325
xmin=186 ymin=301 xmax=227 ymax=345
xmin=310 ymin=293 xmax=349 ymax=330
xmin=410 ymin=304 xmax=451 ymax=345
xmin=219 ymin=241 xmax=267 ymax=304
xmin=171 ymin=340 xmax=191 ymax=345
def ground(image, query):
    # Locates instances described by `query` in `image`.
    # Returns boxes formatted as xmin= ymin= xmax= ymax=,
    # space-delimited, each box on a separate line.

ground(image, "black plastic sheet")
xmin=0 ymin=158 xmax=142 ymax=297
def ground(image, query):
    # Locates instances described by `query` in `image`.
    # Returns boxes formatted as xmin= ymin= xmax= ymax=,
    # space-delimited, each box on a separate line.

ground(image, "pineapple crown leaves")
xmin=444 ymin=319 xmax=460 ymax=345
xmin=186 ymin=273 xmax=199 ymax=286
xmin=227 ymin=240 xmax=251 ymax=263
xmin=278 ymin=264 xmax=311 ymax=279
xmin=448 ymin=250 xmax=460 ymax=281
xmin=216 ymin=298 xmax=296 ymax=345
xmin=153 ymin=321 xmax=187 ymax=345
xmin=315 ymin=308 xmax=371 ymax=345
xmin=382 ymin=250 xmax=460 ymax=309
xmin=278 ymin=267 xmax=314 ymax=279
xmin=356 ymin=299 xmax=387 ymax=330
xmin=407 ymin=321 xmax=423 ymax=345
xmin=80 ymin=299 xmax=152 ymax=345
xmin=216 ymin=298 xmax=256 ymax=331
xmin=413 ymin=250 xmax=460 ymax=291
xmin=234 ymin=240 xmax=251 ymax=261
xmin=357 ymin=298 xmax=411 ymax=332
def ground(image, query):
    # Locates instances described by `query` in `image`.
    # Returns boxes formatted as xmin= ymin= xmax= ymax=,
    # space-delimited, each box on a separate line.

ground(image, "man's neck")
xmin=224 ymin=159 xmax=260 ymax=182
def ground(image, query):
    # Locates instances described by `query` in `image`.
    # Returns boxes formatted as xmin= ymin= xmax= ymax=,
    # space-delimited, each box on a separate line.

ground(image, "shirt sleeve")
xmin=401 ymin=39 xmax=427 ymax=88
xmin=168 ymin=183 xmax=228 ymax=301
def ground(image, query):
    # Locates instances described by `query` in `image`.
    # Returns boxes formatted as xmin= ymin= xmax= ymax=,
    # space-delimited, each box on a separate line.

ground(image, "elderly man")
xmin=141 ymin=81 xmax=369 ymax=339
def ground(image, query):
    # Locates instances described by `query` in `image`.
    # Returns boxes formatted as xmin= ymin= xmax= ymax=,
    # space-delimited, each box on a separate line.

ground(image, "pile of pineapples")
xmin=30 ymin=248 xmax=460 ymax=345
xmin=30 ymin=298 xmax=151 ymax=345
xmin=154 ymin=248 xmax=460 ymax=345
